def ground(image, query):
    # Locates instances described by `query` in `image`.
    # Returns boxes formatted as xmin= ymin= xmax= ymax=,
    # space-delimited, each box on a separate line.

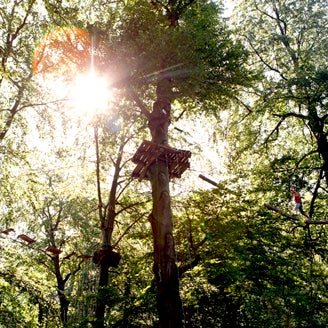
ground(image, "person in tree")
xmin=290 ymin=188 xmax=310 ymax=219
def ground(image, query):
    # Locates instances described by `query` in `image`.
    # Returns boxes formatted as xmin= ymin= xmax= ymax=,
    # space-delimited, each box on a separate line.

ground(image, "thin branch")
xmin=289 ymin=224 xmax=305 ymax=234
xmin=233 ymin=95 xmax=253 ymax=114
xmin=295 ymin=149 xmax=317 ymax=168
xmin=263 ymin=111 xmax=309 ymax=144
xmin=94 ymin=125 xmax=104 ymax=223
xmin=10 ymin=0 xmax=36 ymax=42
xmin=272 ymin=4 xmax=287 ymax=35
xmin=53 ymin=206 xmax=63 ymax=232
xmin=115 ymin=176 xmax=134 ymax=200
xmin=179 ymin=254 xmax=201 ymax=276
xmin=62 ymin=260 xmax=83 ymax=285
xmin=265 ymin=204 xmax=328 ymax=225
xmin=112 ymin=213 xmax=146 ymax=248
xmin=306 ymin=220 xmax=328 ymax=225
xmin=309 ymin=167 xmax=323 ymax=217
xmin=126 ymin=86 xmax=151 ymax=120
xmin=246 ymin=36 xmax=288 ymax=80
xmin=272 ymin=112 xmax=308 ymax=120
xmin=263 ymin=119 xmax=284 ymax=144
xmin=115 ymin=199 xmax=151 ymax=216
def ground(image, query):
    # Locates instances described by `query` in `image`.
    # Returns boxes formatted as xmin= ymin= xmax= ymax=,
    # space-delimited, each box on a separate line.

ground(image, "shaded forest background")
xmin=0 ymin=0 xmax=327 ymax=327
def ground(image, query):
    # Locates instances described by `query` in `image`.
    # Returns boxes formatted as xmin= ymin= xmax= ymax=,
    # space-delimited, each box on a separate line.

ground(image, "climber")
xmin=290 ymin=188 xmax=310 ymax=219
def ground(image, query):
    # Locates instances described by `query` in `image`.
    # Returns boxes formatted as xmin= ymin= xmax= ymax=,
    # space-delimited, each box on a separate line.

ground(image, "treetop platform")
xmin=132 ymin=140 xmax=191 ymax=181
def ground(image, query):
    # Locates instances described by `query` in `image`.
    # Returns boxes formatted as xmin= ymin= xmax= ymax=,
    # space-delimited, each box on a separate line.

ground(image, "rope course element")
xmin=198 ymin=174 xmax=219 ymax=187
xmin=264 ymin=203 xmax=328 ymax=225
xmin=17 ymin=234 xmax=36 ymax=244
xmin=46 ymin=246 xmax=62 ymax=255
xmin=131 ymin=140 xmax=191 ymax=181
xmin=1 ymin=228 xmax=95 ymax=258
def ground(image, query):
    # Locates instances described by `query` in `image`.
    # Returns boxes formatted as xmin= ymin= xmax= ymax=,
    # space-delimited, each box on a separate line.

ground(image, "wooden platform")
xmin=132 ymin=140 xmax=191 ymax=180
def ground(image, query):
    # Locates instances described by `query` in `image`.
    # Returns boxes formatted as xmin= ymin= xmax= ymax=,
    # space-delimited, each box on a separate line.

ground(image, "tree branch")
xmin=247 ymin=36 xmax=288 ymax=80
xmin=115 ymin=200 xmax=151 ymax=216
xmin=309 ymin=167 xmax=323 ymax=217
xmin=126 ymin=86 xmax=151 ymax=120
xmin=263 ymin=111 xmax=309 ymax=144
xmin=62 ymin=261 xmax=83 ymax=285
xmin=112 ymin=213 xmax=146 ymax=248
xmin=264 ymin=203 xmax=299 ymax=221
xmin=265 ymin=204 xmax=328 ymax=225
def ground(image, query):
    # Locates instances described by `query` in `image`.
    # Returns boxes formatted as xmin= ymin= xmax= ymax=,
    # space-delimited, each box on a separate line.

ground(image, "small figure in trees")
xmin=290 ymin=188 xmax=310 ymax=220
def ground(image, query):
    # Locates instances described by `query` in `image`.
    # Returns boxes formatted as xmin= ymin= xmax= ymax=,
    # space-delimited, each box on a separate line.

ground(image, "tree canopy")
xmin=1 ymin=0 xmax=328 ymax=327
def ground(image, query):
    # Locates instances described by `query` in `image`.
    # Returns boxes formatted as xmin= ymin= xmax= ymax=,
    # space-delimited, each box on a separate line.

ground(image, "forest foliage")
xmin=1 ymin=0 xmax=327 ymax=327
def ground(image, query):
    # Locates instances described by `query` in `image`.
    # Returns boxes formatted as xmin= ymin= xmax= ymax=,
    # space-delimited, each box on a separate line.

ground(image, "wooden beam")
xmin=17 ymin=234 xmax=36 ymax=244
xmin=1 ymin=228 xmax=15 ymax=234
xmin=199 ymin=174 xmax=218 ymax=187
xmin=198 ymin=174 xmax=239 ymax=196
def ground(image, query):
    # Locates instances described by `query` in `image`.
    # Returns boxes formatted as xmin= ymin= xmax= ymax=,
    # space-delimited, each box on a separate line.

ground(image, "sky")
xmin=223 ymin=0 xmax=235 ymax=17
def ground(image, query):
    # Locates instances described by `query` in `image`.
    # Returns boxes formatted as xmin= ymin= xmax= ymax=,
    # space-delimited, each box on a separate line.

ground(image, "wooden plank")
xmin=46 ymin=246 xmax=62 ymax=254
xmin=17 ymin=234 xmax=36 ymax=244
xmin=77 ymin=254 xmax=93 ymax=259
xmin=132 ymin=140 xmax=191 ymax=180
xmin=1 ymin=228 xmax=15 ymax=234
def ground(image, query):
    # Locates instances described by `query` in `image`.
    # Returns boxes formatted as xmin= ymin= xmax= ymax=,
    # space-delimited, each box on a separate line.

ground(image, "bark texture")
xmin=148 ymin=77 xmax=184 ymax=328
xmin=93 ymin=126 xmax=122 ymax=328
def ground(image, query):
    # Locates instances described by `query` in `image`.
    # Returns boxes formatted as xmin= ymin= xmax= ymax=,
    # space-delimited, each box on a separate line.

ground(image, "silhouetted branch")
xmin=264 ymin=203 xmax=299 ymax=221
xmin=265 ymin=203 xmax=328 ymax=225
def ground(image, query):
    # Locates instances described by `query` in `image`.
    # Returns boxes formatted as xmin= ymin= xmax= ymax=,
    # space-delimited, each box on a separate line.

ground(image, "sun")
xmin=68 ymin=72 xmax=113 ymax=116
xmin=33 ymin=26 xmax=114 ymax=117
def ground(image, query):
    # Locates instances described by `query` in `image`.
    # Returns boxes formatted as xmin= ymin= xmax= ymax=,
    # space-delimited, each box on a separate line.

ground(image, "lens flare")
xmin=33 ymin=27 xmax=91 ymax=78
xmin=33 ymin=27 xmax=115 ymax=118
xmin=69 ymin=72 xmax=112 ymax=114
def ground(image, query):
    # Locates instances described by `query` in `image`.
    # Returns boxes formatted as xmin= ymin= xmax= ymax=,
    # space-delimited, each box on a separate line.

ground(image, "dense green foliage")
xmin=1 ymin=0 xmax=327 ymax=327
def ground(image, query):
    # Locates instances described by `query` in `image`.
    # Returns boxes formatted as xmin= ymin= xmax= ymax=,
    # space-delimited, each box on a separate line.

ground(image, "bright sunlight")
xmin=33 ymin=26 xmax=114 ymax=118
xmin=69 ymin=72 xmax=113 ymax=115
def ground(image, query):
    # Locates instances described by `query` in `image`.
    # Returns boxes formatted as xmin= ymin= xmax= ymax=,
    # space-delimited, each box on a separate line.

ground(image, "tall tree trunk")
xmin=93 ymin=126 xmax=122 ymax=327
xmin=307 ymin=106 xmax=328 ymax=187
xmin=53 ymin=255 xmax=70 ymax=323
xmin=58 ymin=288 xmax=70 ymax=323
xmin=94 ymin=244 xmax=111 ymax=328
xmin=93 ymin=243 xmax=121 ymax=328
xmin=148 ymin=77 xmax=184 ymax=328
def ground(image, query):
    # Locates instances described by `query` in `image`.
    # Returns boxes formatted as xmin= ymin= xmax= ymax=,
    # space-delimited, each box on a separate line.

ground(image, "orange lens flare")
xmin=33 ymin=27 xmax=91 ymax=79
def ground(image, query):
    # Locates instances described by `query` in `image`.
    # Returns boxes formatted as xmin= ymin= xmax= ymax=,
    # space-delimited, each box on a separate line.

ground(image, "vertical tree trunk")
xmin=58 ymin=288 xmax=70 ymax=323
xmin=94 ymin=243 xmax=111 ymax=328
xmin=93 ymin=126 xmax=122 ymax=327
xmin=305 ymin=104 xmax=328 ymax=187
xmin=53 ymin=255 xmax=70 ymax=323
xmin=148 ymin=77 xmax=184 ymax=328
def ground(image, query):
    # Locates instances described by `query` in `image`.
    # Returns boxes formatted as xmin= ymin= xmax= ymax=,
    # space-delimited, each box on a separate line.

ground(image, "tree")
xmin=0 ymin=0 xmax=48 ymax=144
xmin=106 ymin=1 xmax=254 ymax=326
xmin=1 ymin=0 xmax=253 ymax=324
xmin=170 ymin=176 xmax=328 ymax=327
xmin=92 ymin=109 xmax=150 ymax=327
xmin=19 ymin=163 xmax=100 ymax=324
xmin=0 ymin=238 xmax=59 ymax=327
xmin=234 ymin=0 xmax=328 ymax=216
